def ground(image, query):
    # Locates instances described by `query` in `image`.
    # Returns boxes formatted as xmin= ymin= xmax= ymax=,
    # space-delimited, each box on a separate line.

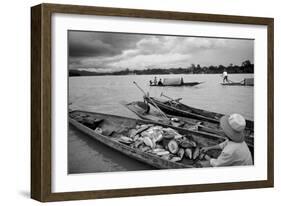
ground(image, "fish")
xmin=162 ymin=127 xmax=181 ymax=139
xmin=174 ymin=134 xmax=183 ymax=139
xmin=162 ymin=133 xmax=175 ymax=140
xmin=143 ymin=136 xmax=155 ymax=148
xmin=170 ymin=157 xmax=182 ymax=162
xmin=180 ymin=139 xmax=196 ymax=148
xmin=189 ymin=140 xmax=197 ymax=147
xmin=193 ymin=147 xmax=200 ymax=160
xmin=139 ymin=145 xmax=151 ymax=153
xmin=117 ymin=135 xmax=133 ymax=144
xmin=185 ymin=148 xmax=192 ymax=159
xmin=152 ymin=148 xmax=165 ymax=153
xmin=155 ymin=144 xmax=164 ymax=149
xmin=156 ymin=151 xmax=170 ymax=156
xmin=177 ymin=148 xmax=185 ymax=159
xmin=155 ymin=134 xmax=163 ymax=142
xmin=168 ymin=140 xmax=179 ymax=154
xmin=182 ymin=136 xmax=197 ymax=147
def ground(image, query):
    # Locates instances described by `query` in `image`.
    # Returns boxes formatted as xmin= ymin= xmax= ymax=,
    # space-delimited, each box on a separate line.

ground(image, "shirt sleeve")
xmin=210 ymin=150 xmax=234 ymax=167
xmin=219 ymin=139 xmax=229 ymax=149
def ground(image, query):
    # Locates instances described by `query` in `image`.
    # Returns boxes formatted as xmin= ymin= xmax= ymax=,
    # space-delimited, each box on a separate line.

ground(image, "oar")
xmin=160 ymin=92 xmax=182 ymax=102
xmin=133 ymin=81 xmax=169 ymax=120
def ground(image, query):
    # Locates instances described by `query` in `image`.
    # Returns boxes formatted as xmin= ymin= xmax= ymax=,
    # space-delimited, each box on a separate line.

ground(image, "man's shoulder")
xmin=223 ymin=141 xmax=241 ymax=152
xmin=225 ymin=141 xmax=249 ymax=153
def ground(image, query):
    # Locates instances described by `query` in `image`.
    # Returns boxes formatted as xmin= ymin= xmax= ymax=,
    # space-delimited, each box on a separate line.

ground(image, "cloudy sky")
xmin=68 ymin=31 xmax=254 ymax=72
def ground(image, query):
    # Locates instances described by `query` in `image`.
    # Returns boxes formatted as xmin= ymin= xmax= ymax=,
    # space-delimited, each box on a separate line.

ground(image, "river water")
xmin=68 ymin=74 xmax=254 ymax=174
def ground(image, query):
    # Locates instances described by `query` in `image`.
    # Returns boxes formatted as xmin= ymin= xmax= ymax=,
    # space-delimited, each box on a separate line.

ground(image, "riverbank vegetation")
xmin=69 ymin=60 xmax=254 ymax=76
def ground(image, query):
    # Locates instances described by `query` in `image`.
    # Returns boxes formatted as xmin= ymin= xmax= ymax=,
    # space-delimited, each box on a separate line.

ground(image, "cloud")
xmin=68 ymin=31 xmax=254 ymax=71
xmin=68 ymin=31 xmax=143 ymax=57
xmin=108 ymin=53 xmax=192 ymax=69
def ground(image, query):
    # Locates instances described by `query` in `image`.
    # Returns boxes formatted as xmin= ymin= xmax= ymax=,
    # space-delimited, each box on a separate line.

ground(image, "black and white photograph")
xmin=68 ymin=30 xmax=254 ymax=174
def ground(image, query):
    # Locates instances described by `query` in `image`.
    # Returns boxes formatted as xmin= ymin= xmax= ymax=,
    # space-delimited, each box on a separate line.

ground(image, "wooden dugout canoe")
xmin=150 ymin=82 xmax=203 ymax=87
xmin=121 ymin=101 xmax=254 ymax=149
xmin=221 ymin=78 xmax=254 ymax=86
xmin=221 ymin=82 xmax=252 ymax=86
xmin=221 ymin=82 xmax=247 ymax=86
xmin=69 ymin=110 xmax=239 ymax=169
xmin=144 ymin=96 xmax=254 ymax=131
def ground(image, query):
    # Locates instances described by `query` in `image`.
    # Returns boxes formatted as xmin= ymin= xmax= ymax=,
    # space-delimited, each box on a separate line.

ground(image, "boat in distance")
xmin=221 ymin=78 xmax=254 ymax=86
xmin=69 ymin=110 xmax=240 ymax=169
xmin=150 ymin=82 xmax=203 ymax=87
xmin=221 ymin=82 xmax=253 ymax=86
xmin=149 ymin=77 xmax=203 ymax=87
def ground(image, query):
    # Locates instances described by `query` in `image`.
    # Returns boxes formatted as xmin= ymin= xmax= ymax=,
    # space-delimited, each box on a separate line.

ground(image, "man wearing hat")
xmin=200 ymin=113 xmax=253 ymax=167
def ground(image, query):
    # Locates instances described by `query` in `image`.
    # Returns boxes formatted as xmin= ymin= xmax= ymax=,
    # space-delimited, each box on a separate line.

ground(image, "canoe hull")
xmin=150 ymin=82 xmax=202 ymax=87
xmin=221 ymin=78 xmax=254 ymax=86
xmin=145 ymin=97 xmax=254 ymax=130
xmin=221 ymin=83 xmax=248 ymax=86
xmin=69 ymin=110 xmax=253 ymax=169
xmin=69 ymin=111 xmax=211 ymax=169
xmin=122 ymin=101 xmax=254 ymax=150
xmin=145 ymin=97 xmax=220 ymax=124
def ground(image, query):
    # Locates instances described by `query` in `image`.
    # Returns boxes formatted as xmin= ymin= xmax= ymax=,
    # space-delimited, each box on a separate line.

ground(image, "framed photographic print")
xmin=31 ymin=3 xmax=274 ymax=202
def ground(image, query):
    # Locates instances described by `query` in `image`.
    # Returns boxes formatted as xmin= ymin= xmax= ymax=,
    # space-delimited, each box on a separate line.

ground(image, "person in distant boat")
xmin=149 ymin=80 xmax=153 ymax=86
xmin=180 ymin=77 xmax=184 ymax=85
xmin=158 ymin=78 xmax=163 ymax=86
xmin=199 ymin=113 xmax=253 ymax=167
xmin=153 ymin=76 xmax=157 ymax=85
xmin=222 ymin=69 xmax=229 ymax=83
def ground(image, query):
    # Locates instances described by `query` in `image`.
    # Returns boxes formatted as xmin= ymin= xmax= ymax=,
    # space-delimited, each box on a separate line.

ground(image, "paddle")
xmin=133 ymin=81 xmax=169 ymax=120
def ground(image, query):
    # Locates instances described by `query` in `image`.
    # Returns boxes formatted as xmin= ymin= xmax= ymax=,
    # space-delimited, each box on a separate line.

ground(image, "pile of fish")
xmin=114 ymin=124 xmax=207 ymax=162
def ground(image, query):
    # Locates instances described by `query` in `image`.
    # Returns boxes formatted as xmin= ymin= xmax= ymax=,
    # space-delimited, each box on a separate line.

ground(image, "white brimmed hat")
xmin=220 ymin=114 xmax=246 ymax=142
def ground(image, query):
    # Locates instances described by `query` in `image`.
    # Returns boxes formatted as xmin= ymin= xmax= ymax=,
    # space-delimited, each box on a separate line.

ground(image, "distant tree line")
xmin=69 ymin=60 xmax=254 ymax=76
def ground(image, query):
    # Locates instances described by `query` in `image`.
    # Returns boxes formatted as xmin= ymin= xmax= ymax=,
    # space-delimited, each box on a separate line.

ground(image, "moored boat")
xmin=69 ymin=110 xmax=242 ymax=169
xmin=144 ymin=96 xmax=254 ymax=131
xmin=144 ymin=96 xmax=221 ymax=124
xmin=121 ymin=101 xmax=254 ymax=149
